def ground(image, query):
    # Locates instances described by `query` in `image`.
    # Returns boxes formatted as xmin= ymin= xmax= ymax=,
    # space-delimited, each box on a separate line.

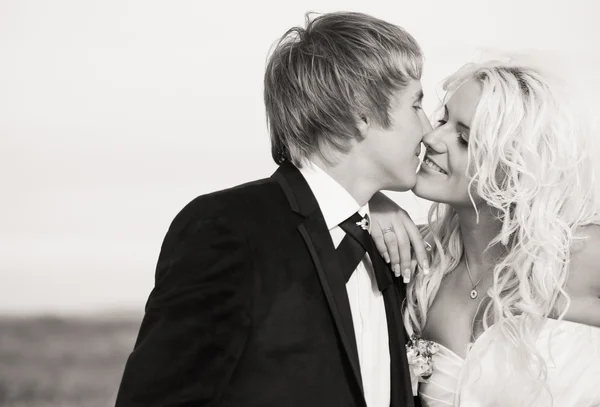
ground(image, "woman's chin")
xmin=413 ymin=172 xmax=446 ymax=202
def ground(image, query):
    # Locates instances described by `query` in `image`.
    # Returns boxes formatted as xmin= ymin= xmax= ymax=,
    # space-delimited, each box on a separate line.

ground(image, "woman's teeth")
xmin=423 ymin=157 xmax=447 ymax=175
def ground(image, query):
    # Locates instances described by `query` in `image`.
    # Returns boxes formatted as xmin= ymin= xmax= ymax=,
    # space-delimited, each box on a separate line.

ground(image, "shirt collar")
xmin=297 ymin=160 xmax=369 ymax=231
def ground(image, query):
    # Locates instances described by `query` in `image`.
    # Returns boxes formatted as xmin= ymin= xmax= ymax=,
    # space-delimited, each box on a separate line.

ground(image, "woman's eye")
xmin=457 ymin=134 xmax=469 ymax=147
xmin=413 ymin=105 xmax=422 ymax=111
xmin=436 ymin=119 xmax=447 ymax=127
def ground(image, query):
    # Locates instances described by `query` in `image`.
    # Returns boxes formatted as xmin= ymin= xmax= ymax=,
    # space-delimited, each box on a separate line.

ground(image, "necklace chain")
xmin=465 ymin=257 xmax=493 ymax=300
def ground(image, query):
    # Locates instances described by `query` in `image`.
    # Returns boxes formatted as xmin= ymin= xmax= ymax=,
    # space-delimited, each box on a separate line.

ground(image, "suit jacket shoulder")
xmin=166 ymin=176 xmax=288 ymax=239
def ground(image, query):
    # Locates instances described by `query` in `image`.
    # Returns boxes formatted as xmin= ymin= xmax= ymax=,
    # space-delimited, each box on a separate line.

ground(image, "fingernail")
xmin=423 ymin=268 xmax=430 ymax=275
xmin=384 ymin=253 xmax=390 ymax=263
xmin=403 ymin=269 xmax=411 ymax=284
xmin=393 ymin=264 xmax=400 ymax=275
xmin=423 ymin=261 xmax=430 ymax=270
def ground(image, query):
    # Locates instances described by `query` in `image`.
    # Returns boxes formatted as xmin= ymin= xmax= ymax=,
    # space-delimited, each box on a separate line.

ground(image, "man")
xmin=116 ymin=11 xmax=430 ymax=407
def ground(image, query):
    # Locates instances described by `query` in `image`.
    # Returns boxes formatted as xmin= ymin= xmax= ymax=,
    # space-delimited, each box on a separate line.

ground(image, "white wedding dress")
xmin=419 ymin=319 xmax=600 ymax=406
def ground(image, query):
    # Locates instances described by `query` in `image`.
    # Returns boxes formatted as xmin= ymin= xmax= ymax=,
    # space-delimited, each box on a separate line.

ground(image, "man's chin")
xmin=383 ymin=178 xmax=416 ymax=193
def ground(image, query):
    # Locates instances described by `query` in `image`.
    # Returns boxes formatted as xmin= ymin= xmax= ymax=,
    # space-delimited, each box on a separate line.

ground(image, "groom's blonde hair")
xmin=264 ymin=11 xmax=422 ymax=166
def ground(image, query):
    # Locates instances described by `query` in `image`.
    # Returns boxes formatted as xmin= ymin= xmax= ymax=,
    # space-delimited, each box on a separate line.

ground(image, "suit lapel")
xmin=369 ymin=251 xmax=414 ymax=407
xmin=298 ymin=216 xmax=363 ymax=392
xmin=272 ymin=163 xmax=364 ymax=395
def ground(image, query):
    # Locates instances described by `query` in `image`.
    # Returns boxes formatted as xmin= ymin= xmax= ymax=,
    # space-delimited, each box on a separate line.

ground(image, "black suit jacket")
xmin=115 ymin=163 xmax=416 ymax=407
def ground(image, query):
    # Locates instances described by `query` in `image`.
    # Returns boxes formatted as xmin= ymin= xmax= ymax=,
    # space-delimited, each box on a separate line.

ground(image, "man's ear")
xmin=356 ymin=113 xmax=369 ymax=136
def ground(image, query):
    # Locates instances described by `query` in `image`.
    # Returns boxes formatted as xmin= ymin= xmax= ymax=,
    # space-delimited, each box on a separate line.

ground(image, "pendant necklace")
xmin=465 ymin=257 xmax=493 ymax=300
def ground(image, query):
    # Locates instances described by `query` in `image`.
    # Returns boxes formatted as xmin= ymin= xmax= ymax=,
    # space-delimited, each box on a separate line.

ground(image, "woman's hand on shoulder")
xmin=369 ymin=191 xmax=430 ymax=283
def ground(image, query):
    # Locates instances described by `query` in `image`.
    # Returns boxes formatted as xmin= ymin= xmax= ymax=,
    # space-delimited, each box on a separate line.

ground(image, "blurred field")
xmin=0 ymin=314 xmax=141 ymax=407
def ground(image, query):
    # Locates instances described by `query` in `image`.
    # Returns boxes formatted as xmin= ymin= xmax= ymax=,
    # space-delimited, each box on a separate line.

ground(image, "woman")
xmin=372 ymin=60 xmax=600 ymax=406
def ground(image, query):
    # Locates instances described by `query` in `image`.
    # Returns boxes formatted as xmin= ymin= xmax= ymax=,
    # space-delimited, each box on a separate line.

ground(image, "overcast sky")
xmin=1 ymin=0 xmax=598 ymax=315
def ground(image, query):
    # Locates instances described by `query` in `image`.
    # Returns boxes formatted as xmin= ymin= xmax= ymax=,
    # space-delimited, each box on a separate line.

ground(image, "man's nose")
xmin=420 ymin=111 xmax=433 ymax=134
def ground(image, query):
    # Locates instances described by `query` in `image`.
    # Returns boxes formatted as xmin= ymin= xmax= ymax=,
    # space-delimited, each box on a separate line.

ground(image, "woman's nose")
xmin=422 ymin=125 xmax=446 ymax=154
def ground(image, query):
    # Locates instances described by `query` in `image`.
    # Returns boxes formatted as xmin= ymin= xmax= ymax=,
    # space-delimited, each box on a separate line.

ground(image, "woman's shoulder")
xmin=570 ymin=224 xmax=600 ymax=292
xmin=563 ymin=224 xmax=600 ymax=327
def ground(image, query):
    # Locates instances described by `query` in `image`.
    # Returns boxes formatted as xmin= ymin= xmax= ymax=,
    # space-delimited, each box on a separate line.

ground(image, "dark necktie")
xmin=337 ymin=212 xmax=392 ymax=291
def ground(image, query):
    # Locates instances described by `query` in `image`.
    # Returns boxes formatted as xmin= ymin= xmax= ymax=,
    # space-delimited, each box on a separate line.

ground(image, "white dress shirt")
xmin=298 ymin=161 xmax=391 ymax=407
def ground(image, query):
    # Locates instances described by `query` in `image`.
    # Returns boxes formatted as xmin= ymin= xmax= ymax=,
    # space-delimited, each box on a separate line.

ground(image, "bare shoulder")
xmin=569 ymin=224 xmax=600 ymax=294
xmin=563 ymin=224 xmax=600 ymax=327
